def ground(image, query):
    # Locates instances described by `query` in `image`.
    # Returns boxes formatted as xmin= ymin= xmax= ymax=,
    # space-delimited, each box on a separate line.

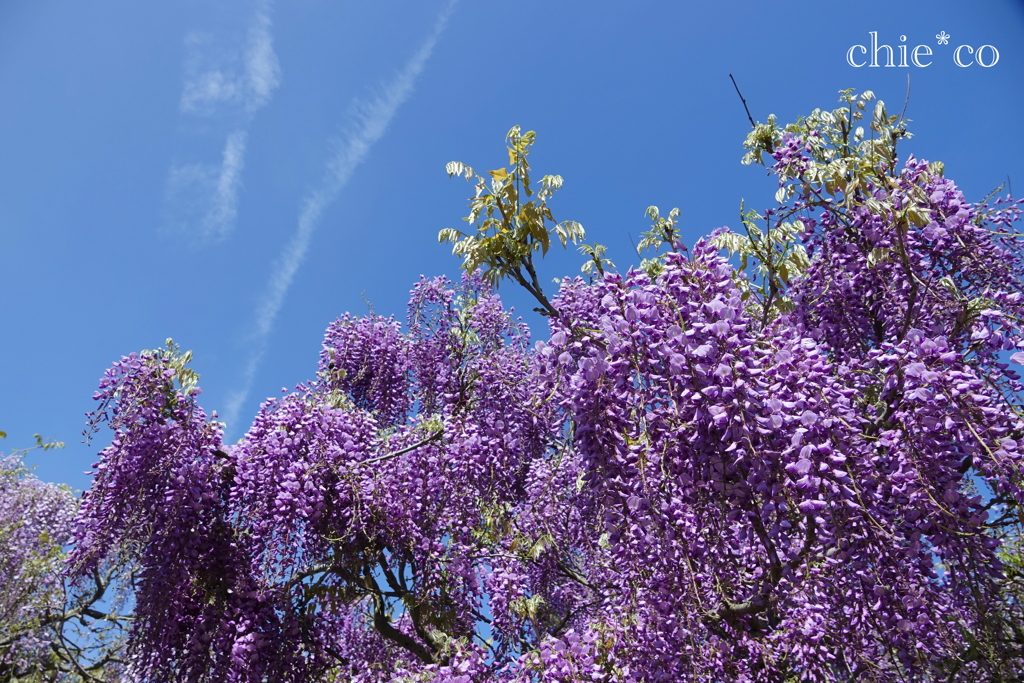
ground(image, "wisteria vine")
xmin=67 ymin=91 xmax=1024 ymax=682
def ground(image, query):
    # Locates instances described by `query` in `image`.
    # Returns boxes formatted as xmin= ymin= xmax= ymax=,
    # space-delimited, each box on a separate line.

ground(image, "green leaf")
xmin=867 ymin=247 xmax=890 ymax=267
xmin=445 ymin=161 xmax=474 ymax=179
xmin=906 ymin=206 xmax=930 ymax=227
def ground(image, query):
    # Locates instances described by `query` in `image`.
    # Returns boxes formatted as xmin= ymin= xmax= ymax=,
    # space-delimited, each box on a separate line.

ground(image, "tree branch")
xmin=360 ymin=429 xmax=444 ymax=466
xmin=729 ymin=74 xmax=756 ymax=129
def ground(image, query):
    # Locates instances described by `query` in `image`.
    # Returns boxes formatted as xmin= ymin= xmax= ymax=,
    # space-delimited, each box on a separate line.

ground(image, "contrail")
xmin=223 ymin=0 xmax=458 ymax=431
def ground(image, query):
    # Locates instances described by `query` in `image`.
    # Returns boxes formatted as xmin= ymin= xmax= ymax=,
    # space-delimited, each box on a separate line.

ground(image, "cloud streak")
xmin=242 ymin=5 xmax=280 ymax=112
xmin=165 ymin=130 xmax=248 ymax=243
xmin=223 ymin=0 xmax=457 ymax=429
xmin=166 ymin=0 xmax=280 ymax=244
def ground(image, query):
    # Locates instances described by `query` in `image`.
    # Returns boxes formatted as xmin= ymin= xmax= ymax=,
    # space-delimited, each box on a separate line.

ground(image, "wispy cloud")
xmin=179 ymin=0 xmax=280 ymax=116
xmin=243 ymin=5 xmax=280 ymax=112
xmin=166 ymin=0 xmax=279 ymax=244
xmin=223 ymin=0 xmax=458 ymax=430
xmin=164 ymin=130 xmax=248 ymax=243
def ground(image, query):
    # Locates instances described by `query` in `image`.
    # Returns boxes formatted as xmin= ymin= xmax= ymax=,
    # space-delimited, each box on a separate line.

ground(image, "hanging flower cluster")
xmin=68 ymin=92 xmax=1024 ymax=681
xmin=0 ymin=451 xmax=77 ymax=678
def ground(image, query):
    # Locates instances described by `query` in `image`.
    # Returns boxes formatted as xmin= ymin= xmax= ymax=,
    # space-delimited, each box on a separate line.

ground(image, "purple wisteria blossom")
xmin=0 ymin=451 xmax=76 ymax=678
xmin=68 ymin=93 xmax=1024 ymax=681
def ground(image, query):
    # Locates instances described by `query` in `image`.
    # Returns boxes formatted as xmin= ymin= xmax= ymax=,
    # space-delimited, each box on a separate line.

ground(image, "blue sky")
xmin=2 ymin=0 xmax=1023 ymax=491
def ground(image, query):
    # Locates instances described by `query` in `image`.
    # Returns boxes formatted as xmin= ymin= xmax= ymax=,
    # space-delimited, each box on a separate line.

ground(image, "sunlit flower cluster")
xmin=68 ymin=96 xmax=1024 ymax=681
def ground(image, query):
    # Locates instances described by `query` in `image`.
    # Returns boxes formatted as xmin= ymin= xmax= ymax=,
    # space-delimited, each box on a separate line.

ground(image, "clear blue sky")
xmin=2 ymin=0 xmax=1022 ymax=491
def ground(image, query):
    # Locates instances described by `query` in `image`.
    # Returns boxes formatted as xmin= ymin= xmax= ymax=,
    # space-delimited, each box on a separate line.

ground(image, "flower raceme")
xmin=0 ymin=452 xmax=77 ymax=679
xmin=69 ymin=93 xmax=1024 ymax=681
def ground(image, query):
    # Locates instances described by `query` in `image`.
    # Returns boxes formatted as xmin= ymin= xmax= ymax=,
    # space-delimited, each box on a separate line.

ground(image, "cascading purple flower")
xmin=66 ymin=102 xmax=1024 ymax=681
xmin=0 ymin=452 xmax=77 ymax=677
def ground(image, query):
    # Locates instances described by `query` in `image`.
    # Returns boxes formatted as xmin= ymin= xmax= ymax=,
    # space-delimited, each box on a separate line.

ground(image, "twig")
xmin=896 ymin=73 xmax=911 ymax=129
xmin=359 ymin=429 xmax=444 ymax=466
xmin=729 ymin=74 xmax=755 ymax=128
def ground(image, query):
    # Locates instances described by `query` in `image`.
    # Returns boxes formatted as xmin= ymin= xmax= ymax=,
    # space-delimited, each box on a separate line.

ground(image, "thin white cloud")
xmin=165 ymin=130 xmax=247 ymax=243
xmin=210 ymin=130 xmax=248 ymax=235
xmin=243 ymin=4 xmax=280 ymax=112
xmin=167 ymin=0 xmax=279 ymax=244
xmin=223 ymin=0 xmax=458 ymax=430
xmin=179 ymin=0 xmax=280 ymax=116
xmin=179 ymin=51 xmax=242 ymax=115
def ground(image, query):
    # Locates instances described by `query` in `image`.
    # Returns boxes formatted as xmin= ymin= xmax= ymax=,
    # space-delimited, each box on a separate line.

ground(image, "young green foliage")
xmin=440 ymin=126 xmax=587 ymax=316
xmin=714 ymin=90 xmax=923 ymax=328
xmin=578 ymin=242 xmax=614 ymax=281
xmin=140 ymin=338 xmax=200 ymax=397
xmin=710 ymin=202 xmax=810 ymax=321
xmin=635 ymin=205 xmax=682 ymax=279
